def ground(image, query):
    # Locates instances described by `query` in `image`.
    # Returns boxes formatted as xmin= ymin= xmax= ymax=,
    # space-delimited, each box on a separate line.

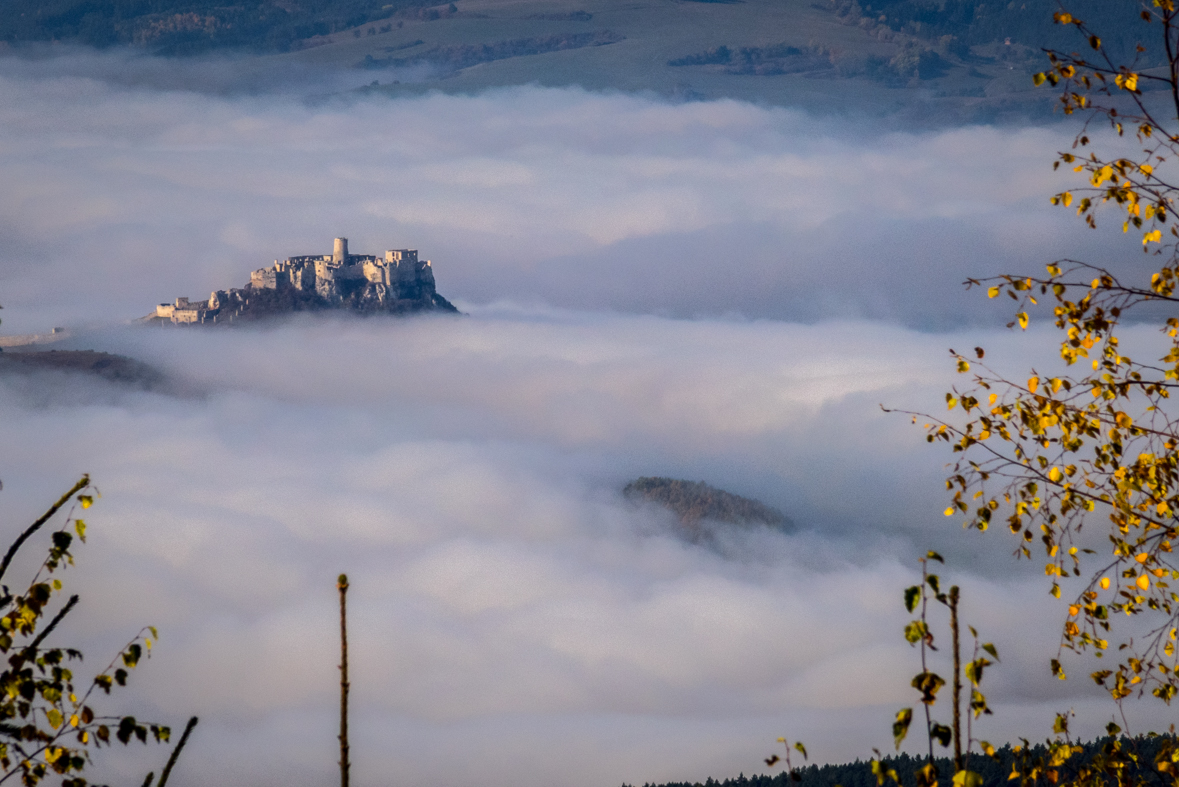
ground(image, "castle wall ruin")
xmin=153 ymin=237 xmax=445 ymax=325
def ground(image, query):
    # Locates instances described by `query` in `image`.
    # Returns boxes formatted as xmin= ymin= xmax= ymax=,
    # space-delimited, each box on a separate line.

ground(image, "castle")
xmin=151 ymin=237 xmax=457 ymax=325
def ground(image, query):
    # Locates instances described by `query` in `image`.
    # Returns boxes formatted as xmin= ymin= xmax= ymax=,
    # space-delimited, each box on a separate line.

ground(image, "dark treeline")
xmin=361 ymin=30 xmax=623 ymax=72
xmin=669 ymin=43 xmax=834 ymax=76
xmin=631 ymin=736 xmax=1178 ymax=787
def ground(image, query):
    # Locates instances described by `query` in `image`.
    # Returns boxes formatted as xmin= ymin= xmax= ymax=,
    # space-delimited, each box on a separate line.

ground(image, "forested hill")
xmin=635 ymin=736 xmax=1176 ymax=787
xmin=835 ymin=0 xmax=1152 ymax=64
xmin=623 ymin=477 xmax=790 ymax=531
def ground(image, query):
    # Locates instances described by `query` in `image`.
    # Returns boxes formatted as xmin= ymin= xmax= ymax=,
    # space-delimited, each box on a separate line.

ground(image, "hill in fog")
xmin=624 ymin=476 xmax=791 ymax=544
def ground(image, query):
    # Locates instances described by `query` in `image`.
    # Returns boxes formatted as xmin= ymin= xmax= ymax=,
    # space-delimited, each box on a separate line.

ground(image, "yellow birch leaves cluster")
xmin=927 ymin=2 xmax=1179 ymax=708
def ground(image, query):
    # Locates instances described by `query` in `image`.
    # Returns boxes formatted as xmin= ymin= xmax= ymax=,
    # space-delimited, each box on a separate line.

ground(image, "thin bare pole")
xmin=949 ymin=586 xmax=962 ymax=773
xmin=338 ymin=573 xmax=350 ymax=787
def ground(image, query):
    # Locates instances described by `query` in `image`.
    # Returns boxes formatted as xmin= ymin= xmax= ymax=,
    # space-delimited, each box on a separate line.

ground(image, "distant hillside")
xmin=0 ymin=0 xmax=1146 ymax=55
xmin=623 ymin=477 xmax=790 ymax=542
xmin=0 ymin=0 xmax=438 ymax=53
xmin=0 ymin=0 xmax=1156 ymax=120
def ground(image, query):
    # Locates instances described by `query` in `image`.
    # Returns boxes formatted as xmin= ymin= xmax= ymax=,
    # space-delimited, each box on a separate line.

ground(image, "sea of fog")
xmin=0 ymin=49 xmax=1171 ymax=787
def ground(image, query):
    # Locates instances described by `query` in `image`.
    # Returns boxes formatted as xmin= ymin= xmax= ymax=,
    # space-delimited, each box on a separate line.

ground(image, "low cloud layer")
xmin=0 ymin=50 xmax=1156 ymax=333
xmin=2 ymin=311 xmax=1171 ymax=787
xmin=0 ymin=50 xmax=1168 ymax=787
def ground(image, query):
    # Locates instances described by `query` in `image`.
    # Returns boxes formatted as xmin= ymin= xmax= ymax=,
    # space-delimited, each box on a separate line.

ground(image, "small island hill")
xmin=148 ymin=237 xmax=458 ymax=325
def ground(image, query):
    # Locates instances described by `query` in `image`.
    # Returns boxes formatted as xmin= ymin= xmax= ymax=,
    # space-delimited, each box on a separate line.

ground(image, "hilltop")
xmin=623 ymin=476 xmax=791 ymax=543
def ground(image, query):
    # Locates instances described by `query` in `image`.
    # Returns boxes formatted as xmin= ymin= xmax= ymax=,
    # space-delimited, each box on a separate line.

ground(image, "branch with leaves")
xmin=883 ymin=0 xmax=1179 ymax=711
xmin=0 ymin=477 xmax=189 ymax=787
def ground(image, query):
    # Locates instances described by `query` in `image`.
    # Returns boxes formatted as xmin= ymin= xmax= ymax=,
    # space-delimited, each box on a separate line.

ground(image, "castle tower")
xmin=333 ymin=237 xmax=349 ymax=264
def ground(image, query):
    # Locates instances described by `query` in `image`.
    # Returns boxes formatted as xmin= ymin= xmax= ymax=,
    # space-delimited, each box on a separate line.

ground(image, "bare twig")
xmin=157 ymin=716 xmax=198 ymax=787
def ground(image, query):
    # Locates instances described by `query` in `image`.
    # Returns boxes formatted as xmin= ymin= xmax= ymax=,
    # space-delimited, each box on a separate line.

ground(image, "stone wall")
xmin=150 ymin=237 xmax=455 ymax=325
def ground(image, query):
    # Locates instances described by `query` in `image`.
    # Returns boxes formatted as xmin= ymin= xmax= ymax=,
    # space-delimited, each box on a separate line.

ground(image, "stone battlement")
xmin=150 ymin=237 xmax=456 ymax=325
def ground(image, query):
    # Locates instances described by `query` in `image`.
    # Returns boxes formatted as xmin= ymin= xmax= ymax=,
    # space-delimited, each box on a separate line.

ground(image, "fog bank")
xmin=0 ymin=50 xmax=1162 ymax=787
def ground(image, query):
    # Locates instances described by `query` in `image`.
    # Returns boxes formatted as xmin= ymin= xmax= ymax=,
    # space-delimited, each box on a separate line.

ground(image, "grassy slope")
xmin=258 ymin=0 xmax=1057 ymax=121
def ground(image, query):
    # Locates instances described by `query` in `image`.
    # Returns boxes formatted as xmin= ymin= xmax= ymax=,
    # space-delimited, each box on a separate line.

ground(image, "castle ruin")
xmin=150 ymin=237 xmax=457 ymax=325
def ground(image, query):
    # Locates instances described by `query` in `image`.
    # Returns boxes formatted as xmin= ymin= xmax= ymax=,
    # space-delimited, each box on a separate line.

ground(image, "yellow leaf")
xmin=1018 ymin=312 xmax=1029 ymax=330
xmin=953 ymin=771 xmax=984 ymax=787
xmin=987 ymin=286 xmax=1000 ymax=298
xmin=1136 ymin=552 xmax=1150 ymax=563
xmin=1137 ymin=574 xmax=1151 ymax=590
xmin=944 ymin=507 xmax=955 ymax=516
xmin=1062 ymin=191 xmax=1073 ymax=207
xmin=1028 ymin=376 xmax=1039 ymax=393
xmin=1049 ymin=467 xmax=1063 ymax=482
xmin=1145 ymin=229 xmax=1163 ymax=244
xmin=1101 ymin=577 xmax=1111 ymax=589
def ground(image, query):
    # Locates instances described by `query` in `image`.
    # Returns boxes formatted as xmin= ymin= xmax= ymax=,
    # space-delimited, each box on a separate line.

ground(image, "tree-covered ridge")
xmin=828 ymin=0 xmax=1151 ymax=61
xmin=665 ymin=0 xmax=1156 ymax=88
xmin=0 ymin=0 xmax=438 ymax=53
xmin=632 ymin=736 xmax=1178 ymax=787
xmin=622 ymin=477 xmax=789 ymax=531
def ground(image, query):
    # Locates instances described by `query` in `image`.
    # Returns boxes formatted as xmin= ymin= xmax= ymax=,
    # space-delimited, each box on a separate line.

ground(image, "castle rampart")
xmin=148 ymin=236 xmax=455 ymax=325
